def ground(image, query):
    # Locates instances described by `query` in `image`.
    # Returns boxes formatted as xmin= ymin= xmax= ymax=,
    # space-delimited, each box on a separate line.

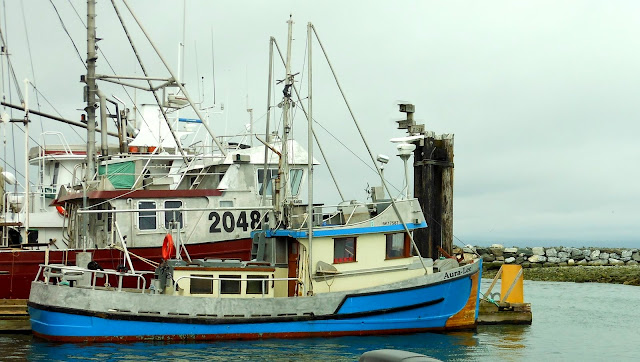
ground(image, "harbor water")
xmin=2 ymin=280 xmax=639 ymax=361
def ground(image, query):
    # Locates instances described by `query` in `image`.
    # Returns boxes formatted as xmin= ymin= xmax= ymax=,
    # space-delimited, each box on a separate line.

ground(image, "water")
xmin=2 ymin=281 xmax=640 ymax=361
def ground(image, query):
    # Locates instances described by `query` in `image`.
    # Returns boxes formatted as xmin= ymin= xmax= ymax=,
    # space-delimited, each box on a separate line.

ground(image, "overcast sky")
xmin=2 ymin=1 xmax=639 ymax=247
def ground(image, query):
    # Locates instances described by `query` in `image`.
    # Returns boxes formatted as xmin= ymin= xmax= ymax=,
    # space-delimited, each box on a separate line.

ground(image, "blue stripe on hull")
xmin=29 ymin=272 xmax=477 ymax=341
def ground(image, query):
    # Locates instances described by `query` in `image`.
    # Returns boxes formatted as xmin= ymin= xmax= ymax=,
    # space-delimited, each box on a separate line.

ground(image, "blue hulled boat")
xmin=28 ymin=196 xmax=481 ymax=342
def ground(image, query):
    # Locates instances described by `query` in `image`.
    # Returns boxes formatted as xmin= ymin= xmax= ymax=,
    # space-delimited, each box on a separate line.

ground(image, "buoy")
xmin=128 ymin=146 xmax=139 ymax=153
xmin=56 ymin=205 xmax=68 ymax=217
xmin=162 ymin=234 xmax=175 ymax=260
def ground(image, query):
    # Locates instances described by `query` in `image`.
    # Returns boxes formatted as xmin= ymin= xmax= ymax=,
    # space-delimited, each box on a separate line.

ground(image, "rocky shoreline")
xmin=482 ymin=265 xmax=640 ymax=286
xmin=463 ymin=245 xmax=640 ymax=286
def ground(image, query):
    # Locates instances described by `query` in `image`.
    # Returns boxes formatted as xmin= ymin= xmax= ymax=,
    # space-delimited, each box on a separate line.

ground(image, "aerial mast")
xmin=274 ymin=16 xmax=294 ymax=225
xmin=83 ymin=0 xmax=98 ymax=249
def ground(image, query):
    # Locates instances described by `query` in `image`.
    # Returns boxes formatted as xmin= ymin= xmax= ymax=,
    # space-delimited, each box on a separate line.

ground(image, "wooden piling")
xmin=412 ymin=133 xmax=454 ymax=258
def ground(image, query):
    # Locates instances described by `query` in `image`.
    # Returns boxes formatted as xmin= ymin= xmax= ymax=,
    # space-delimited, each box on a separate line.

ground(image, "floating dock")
xmin=0 ymin=299 xmax=30 ymax=332
xmin=478 ymin=264 xmax=532 ymax=325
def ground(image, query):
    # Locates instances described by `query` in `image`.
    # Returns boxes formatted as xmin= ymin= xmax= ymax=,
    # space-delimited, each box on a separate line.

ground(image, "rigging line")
xmin=0 ymin=21 xmax=24 ymax=104
xmin=305 ymin=107 xmax=401 ymax=193
xmin=112 ymin=0 xmax=188 ymax=161
xmin=66 ymin=0 xmax=86 ymax=28
xmin=20 ymin=0 xmax=44 ymax=136
xmin=27 ymin=82 xmax=84 ymax=141
xmin=64 ymin=0 xmax=143 ymax=126
xmin=1 ymin=120 xmax=83 ymax=181
xmin=49 ymin=0 xmax=86 ymax=70
xmin=1 ymin=0 xmax=19 ymax=183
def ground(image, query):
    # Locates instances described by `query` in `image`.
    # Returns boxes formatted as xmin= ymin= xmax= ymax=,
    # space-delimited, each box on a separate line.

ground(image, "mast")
xmin=22 ymin=79 xmax=29 ymax=244
xmin=306 ymin=22 xmax=314 ymax=294
xmin=83 ymin=0 xmax=98 ymax=249
xmin=275 ymin=16 xmax=294 ymax=225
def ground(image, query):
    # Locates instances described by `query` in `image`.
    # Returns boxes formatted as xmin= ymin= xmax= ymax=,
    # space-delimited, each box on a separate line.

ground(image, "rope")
xmin=49 ymin=0 xmax=86 ymax=70
xmin=110 ymin=244 xmax=159 ymax=268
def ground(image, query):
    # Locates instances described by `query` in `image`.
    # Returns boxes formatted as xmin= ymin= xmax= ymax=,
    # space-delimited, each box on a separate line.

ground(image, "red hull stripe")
xmin=33 ymin=324 xmax=477 ymax=343
xmin=57 ymin=188 xmax=223 ymax=202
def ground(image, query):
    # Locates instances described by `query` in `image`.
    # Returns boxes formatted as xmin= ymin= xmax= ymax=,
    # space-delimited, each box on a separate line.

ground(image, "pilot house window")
xmin=334 ymin=237 xmax=356 ymax=263
xmin=257 ymin=168 xmax=304 ymax=196
xmin=386 ymin=233 xmax=410 ymax=259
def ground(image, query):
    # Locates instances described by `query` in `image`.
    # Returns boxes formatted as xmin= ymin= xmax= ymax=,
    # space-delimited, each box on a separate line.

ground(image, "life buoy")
xmin=56 ymin=205 xmax=68 ymax=217
xmin=162 ymin=234 xmax=175 ymax=260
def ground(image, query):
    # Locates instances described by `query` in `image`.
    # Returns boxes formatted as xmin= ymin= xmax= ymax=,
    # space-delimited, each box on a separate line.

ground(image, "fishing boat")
xmin=28 ymin=17 xmax=482 ymax=342
xmin=28 ymin=198 xmax=481 ymax=342
xmin=0 ymin=2 xmax=313 ymax=300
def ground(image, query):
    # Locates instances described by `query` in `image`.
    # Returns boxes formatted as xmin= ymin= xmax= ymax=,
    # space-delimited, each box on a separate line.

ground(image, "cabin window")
xmin=334 ymin=237 xmax=356 ymax=263
xmin=52 ymin=162 xmax=60 ymax=185
xmin=257 ymin=169 xmax=277 ymax=196
xmin=138 ymin=201 xmax=157 ymax=230
xmin=386 ymin=233 xmax=410 ymax=259
xmin=257 ymin=168 xmax=304 ymax=196
xmin=190 ymin=275 xmax=213 ymax=294
xmin=289 ymin=169 xmax=303 ymax=195
xmin=220 ymin=275 xmax=241 ymax=294
xmin=164 ymin=200 xmax=183 ymax=229
xmin=220 ymin=200 xmax=234 ymax=208
xmin=246 ymin=275 xmax=268 ymax=295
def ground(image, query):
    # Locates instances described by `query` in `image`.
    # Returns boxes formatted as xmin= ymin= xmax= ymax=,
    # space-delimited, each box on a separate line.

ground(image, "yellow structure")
xmin=500 ymin=264 xmax=524 ymax=304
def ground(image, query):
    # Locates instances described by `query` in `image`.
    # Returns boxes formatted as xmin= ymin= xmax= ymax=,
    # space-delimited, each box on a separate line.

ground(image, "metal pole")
xmin=261 ymin=37 xmax=274 ymax=218
xmin=275 ymin=16 xmax=293 ymax=225
xmin=84 ymin=0 xmax=98 ymax=250
xmin=306 ymin=22 xmax=314 ymax=294
xmin=22 ymin=79 xmax=29 ymax=244
xmin=97 ymin=90 xmax=108 ymax=157
xmin=272 ymin=40 xmax=345 ymax=201
xmin=0 ymin=102 xmax=119 ymax=138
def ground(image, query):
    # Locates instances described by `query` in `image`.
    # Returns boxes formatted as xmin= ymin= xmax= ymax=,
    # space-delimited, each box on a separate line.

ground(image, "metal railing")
xmin=35 ymin=263 xmax=152 ymax=292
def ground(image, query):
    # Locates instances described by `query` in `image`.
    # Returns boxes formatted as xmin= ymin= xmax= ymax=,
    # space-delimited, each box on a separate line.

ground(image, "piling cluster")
xmin=465 ymin=245 xmax=640 ymax=270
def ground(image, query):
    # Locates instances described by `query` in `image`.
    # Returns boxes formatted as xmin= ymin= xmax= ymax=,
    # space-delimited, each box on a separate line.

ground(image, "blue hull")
xmin=29 ymin=268 xmax=481 ymax=342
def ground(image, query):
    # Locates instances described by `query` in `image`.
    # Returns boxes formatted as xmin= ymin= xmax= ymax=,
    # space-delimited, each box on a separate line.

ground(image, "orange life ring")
xmin=162 ymin=234 xmax=175 ymax=260
xmin=56 ymin=205 xmax=68 ymax=217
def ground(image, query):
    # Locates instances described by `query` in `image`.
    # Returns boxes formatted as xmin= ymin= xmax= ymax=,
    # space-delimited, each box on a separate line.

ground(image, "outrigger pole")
xmin=308 ymin=24 xmax=429 ymax=274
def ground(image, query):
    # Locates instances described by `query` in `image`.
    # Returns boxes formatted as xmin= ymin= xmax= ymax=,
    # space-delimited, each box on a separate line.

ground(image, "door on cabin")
xmin=287 ymin=241 xmax=300 ymax=297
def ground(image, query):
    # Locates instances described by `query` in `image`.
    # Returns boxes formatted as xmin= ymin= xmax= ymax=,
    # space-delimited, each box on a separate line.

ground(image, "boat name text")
xmin=443 ymin=265 xmax=473 ymax=280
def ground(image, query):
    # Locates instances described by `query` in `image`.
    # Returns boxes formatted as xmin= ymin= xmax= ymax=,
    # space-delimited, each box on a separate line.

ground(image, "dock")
xmin=478 ymin=300 xmax=532 ymax=325
xmin=0 ymin=300 xmax=30 ymax=332
xmin=478 ymin=264 xmax=532 ymax=325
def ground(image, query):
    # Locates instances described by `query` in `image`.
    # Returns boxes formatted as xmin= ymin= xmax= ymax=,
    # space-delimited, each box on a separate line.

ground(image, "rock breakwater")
xmin=468 ymin=244 xmax=640 ymax=285
xmin=469 ymin=244 xmax=640 ymax=270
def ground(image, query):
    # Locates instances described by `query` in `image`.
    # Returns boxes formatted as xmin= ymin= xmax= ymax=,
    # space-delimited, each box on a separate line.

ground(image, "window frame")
xmin=385 ymin=232 xmax=411 ymax=259
xmin=333 ymin=237 xmax=357 ymax=264
xmin=190 ymin=274 xmax=214 ymax=294
xmin=246 ymin=275 xmax=269 ymax=295
xmin=137 ymin=201 xmax=157 ymax=231
xmin=164 ymin=200 xmax=184 ymax=230
xmin=219 ymin=275 xmax=242 ymax=295
xmin=257 ymin=168 xmax=304 ymax=196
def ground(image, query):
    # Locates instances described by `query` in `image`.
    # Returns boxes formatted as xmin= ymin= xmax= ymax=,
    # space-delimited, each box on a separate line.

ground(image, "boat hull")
xmin=28 ymin=261 xmax=482 ymax=342
xmin=0 ymin=238 xmax=252 ymax=299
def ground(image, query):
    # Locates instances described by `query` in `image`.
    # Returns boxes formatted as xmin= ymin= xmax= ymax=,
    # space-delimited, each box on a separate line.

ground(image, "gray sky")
xmin=2 ymin=1 xmax=639 ymax=247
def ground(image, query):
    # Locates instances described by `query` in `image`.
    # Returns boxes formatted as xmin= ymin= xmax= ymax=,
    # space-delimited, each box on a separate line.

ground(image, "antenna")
xmin=210 ymin=27 xmax=216 ymax=106
xmin=246 ymin=67 xmax=253 ymax=146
